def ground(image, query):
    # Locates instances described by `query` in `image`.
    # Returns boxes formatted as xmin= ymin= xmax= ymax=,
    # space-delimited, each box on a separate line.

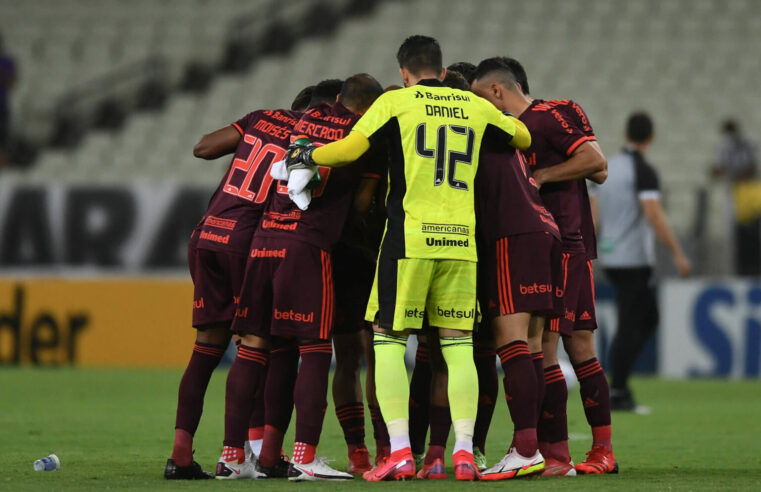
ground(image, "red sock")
xmin=498 ymin=341 xmax=538 ymax=457
xmin=172 ymin=342 xmax=226 ymax=466
xmin=423 ymin=444 xmax=445 ymax=465
xmin=259 ymin=425 xmax=285 ymax=468
xmin=573 ymin=358 xmax=612 ymax=444
xmin=592 ymin=425 xmax=612 ymax=451
xmin=222 ymin=445 xmax=244 ymax=464
xmin=248 ymin=427 xmax=264 ymax=441
xmin=223 ymin=345 xmax=268 ymax=449
xmin=538 ymin=364 xmax=570 ymax=462
xmin=293 ymin=442 xmax=316 ymax=464
xmin=336 ymin=402 xmax=366 ymax=447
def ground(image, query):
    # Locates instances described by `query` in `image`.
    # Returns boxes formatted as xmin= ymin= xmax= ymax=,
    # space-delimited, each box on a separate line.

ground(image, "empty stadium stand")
xmin=1 ymin=0 xmax=758 ymax=273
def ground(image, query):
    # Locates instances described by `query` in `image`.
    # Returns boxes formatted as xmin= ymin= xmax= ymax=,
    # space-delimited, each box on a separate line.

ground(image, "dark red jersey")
xmin=476 ymin=148 xmax=560 ymax=244
xmin=519 ymin=99 xmax=597 ymax=256
xmin=197 ymin=109 xmax=301 ymax=254
xmin=257 ymin=102 xmax=383 ymax=251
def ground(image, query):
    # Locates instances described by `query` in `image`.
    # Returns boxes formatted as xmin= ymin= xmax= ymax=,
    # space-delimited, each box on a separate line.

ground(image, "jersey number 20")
xmin=223 ymin=134 xmax=284 ymax=203
xmin=415 ymin=123 xmax=475 ymax=190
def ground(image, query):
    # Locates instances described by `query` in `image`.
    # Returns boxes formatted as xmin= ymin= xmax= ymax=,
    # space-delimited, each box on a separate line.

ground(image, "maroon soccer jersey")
xmin=197 ymin=109 xmax=301 ymax=253
xmin=518 ymin=99 xmax=597 ymax=254
xmin=476 ymin=148 xmax=560 ymax=244
xmin=257 ymin=102 xmax=382 ymax=251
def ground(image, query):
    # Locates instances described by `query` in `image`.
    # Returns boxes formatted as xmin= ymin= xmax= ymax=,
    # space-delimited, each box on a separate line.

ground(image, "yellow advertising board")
xmin=0 ymin=277 xmax=199 ymax=367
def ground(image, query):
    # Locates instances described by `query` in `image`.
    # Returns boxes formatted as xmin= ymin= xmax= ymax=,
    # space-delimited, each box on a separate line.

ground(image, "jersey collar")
xmin=416 ymin=78 xmax=444 ymax=87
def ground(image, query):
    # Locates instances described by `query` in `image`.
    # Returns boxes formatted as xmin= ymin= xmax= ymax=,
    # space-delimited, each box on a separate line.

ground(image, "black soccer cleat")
xmin=256 ymin=455 xmax=291 ymax=478
xmin=164 ymin=458 xmax=214 ymax=480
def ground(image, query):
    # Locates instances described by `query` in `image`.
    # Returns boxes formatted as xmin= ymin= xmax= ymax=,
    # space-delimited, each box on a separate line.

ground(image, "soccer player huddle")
xmin=164 ymin=35 xmax=615 ymax=482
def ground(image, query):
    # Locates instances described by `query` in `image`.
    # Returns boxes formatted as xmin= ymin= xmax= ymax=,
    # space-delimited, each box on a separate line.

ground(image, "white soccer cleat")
xmin=244 ymin=441 xmax=259 ymax=466
xmin=287 ymin=457 xmax=354 ymax=481
xmin=215 ymin=457 xmax=264 ymax=480
xmin=481 ymin=447 xmax=545 ymax=480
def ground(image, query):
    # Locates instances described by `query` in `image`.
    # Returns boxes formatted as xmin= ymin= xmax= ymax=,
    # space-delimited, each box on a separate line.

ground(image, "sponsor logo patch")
xmin=250 ymin=248 xmax=286 ymax=258
xmin=274 ymin=309 xmax=314 ymax=323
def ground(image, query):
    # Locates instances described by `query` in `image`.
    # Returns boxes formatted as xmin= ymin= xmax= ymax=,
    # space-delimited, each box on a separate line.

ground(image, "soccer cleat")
xmin=575 ymin=446 xmax=619 ymax=475
xmin=416 ymin=458 xmax=447 ymax=479
xmin=481 ymin=448 xmax=545 ymax=480
xmin=256 ymin=455 xmax=291 ymax=478
xmin=164 ymin=458 xmax=213 ymax=480
xmin=473 ymin=446 xmax=488 ymax=471
xmin=542 ymin=457 xmax=577 ymax=476
xmin=288 ymin=457 xmax=354 ymax=481
xmin=243 ymin=441 xmax=258 ymax=467
xmin=452 ymin=450 xmax=482 ymax=481
xmin=347 ymin=447 xmax=373 ymax=474
xmin=362 ymin=448 xmax=415 ymax=481
xmin=215 ymin=457 xmax=264 ymax=479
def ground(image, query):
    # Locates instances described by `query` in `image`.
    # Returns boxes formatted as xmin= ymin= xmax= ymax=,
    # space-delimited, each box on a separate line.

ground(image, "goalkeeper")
xmin=285 ymin=35 xmax=530 ymax=482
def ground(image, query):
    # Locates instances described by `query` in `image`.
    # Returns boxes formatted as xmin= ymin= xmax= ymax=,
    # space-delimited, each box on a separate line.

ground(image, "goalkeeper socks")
xmin=223 ymin=345 xmax=268 ymax=449
xmin=373 ymin=331 xmax=410 ymax=425
xmin=473 ymin=346 xmax=498 ymax=452
xmin=538 ymin=364 xmax=570 ymax=462
xmin=574 ymin=358 xmax=612 ymax=450
xmin=293 ymin=341 xmax=332 ymax=447
xmin=498 ymin=341 xmax=538 ymax=456
xmin=532 ymin=352 xmax=545 ymax=421
xmin=408 ymin=341 xmax=432 ymax=455
xmin=172 ymin=342 xmax=226 ymax=466
xmin=440 ymin=336 xmax=478 ymax=450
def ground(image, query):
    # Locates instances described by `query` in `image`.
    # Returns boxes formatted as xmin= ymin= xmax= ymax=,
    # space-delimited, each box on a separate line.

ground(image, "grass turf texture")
xmin=1 ymin=369 xmax=759 ymax=491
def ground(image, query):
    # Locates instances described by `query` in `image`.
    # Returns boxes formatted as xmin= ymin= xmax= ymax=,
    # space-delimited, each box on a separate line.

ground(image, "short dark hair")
xmin=309 ymin=78 xmax=343 ymax=107
xmin=626 ymin=112 xmax=654 ymax=143
xmin=443 ymin=71 xmax=470 ymax=91
xmin=396 ymin=35 xmax=442 ymax=75
xmin=473 ymin=57 xmax=530 ymax=95
xmin=291 ymin=85 xmax=315 ymax=111
xmin=447 ymin=62 xmax=476 ymax=84
xmin=340 ymin=73 xmax=384 ymax=112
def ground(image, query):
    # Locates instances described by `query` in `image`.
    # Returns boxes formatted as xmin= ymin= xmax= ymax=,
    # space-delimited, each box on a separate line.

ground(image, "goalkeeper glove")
xmin=285 ymin=137 xmax=317 ymax=173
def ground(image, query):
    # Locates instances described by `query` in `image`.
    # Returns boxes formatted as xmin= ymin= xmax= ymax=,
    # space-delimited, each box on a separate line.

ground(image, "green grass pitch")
xmin=1 ymin=368 xmax=760 ymax=491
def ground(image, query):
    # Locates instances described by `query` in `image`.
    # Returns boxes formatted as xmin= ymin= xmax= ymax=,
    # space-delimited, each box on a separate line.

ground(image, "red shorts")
xmin=332 ymin=243 xmax=374 ymax=335
xmin=479 ymin=231 xmax=564 ymax=322
xmin=545 ymin=251 xmax=598 ymax=337
xmin=231 ymin=236 xmax=334 ymax=340
xmin=187 ymin=234 xmax=248 ymax=328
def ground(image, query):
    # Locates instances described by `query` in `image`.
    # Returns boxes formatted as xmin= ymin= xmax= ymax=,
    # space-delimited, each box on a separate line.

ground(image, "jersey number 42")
xmin=415 ymin=123 xmax=475 ymax=191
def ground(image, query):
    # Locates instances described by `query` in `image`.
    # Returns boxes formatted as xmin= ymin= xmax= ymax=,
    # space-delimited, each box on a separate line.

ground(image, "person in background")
xmin=0 ymin=32 xmax=17 ymax=164
xmin=591 ymin=112 xmax=691 ymax=412
xmin=711 ymin=119 xmax=760 ymax=276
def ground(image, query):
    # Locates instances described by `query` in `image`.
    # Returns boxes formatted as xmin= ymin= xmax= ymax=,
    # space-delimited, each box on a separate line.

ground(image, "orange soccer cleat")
xmin=452 ymin=450 xmax=482 ymax=481
xmin=362 ymin=448 xmax=415 ymax=481
xmin=347 ymin=447 xmax=372 ymax=474
xmin=416 ymin=458 xmax=447 ymax=480
xmin=575 ymin=446 xmax=619 ymax=475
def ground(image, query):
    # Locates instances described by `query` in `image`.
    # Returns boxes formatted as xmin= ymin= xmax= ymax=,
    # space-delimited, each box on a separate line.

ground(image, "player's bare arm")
xmin=532 ymin=140 xmax=607 ymax=186
xmin=192 ymin=125 xmax=242 ymax=160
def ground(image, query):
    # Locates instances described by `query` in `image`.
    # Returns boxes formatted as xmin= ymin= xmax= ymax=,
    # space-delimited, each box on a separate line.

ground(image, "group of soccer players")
xmin=163 ymin=34 xmax=617 ymax=482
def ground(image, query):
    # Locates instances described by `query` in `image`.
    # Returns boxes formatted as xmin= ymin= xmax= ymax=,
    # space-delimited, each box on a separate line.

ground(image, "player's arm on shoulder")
xmin=312 ymin=93 xmax=392 ymax=167
xmin=534 ymin=139 xmax=607 ymax=186
xmin=193 ymin=125 xmax=242 ymax=160
xmin=311 ymin=131 xmax=371 ymax=168
xmin=487 ymin=102 xmax=531 ymax=150
xmin=353 ymin=177 xmax=380 ymax=215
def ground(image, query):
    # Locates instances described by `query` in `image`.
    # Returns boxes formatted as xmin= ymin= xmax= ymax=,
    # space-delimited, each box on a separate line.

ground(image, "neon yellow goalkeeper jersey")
xmin=350 ymin=79 xmax=530 ymax=262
